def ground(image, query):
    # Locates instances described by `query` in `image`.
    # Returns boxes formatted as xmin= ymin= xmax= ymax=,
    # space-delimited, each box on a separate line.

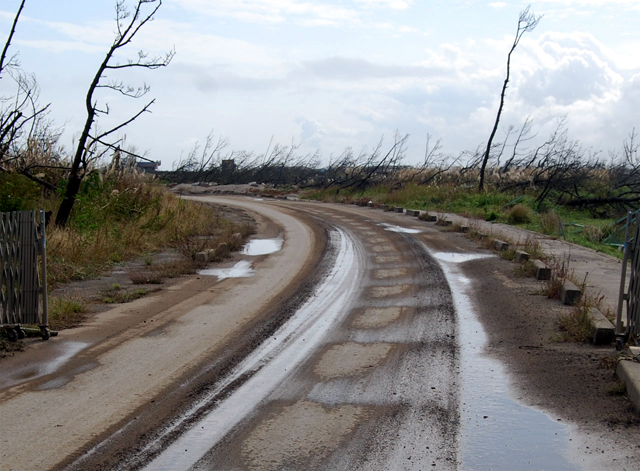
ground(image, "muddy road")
xmin=1 ymin=196 xmax=638 ymax=470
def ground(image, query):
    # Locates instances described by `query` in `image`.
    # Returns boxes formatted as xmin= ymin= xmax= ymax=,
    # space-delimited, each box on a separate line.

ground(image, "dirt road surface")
xmin=1 ymin=196 xmax=639 ymax=470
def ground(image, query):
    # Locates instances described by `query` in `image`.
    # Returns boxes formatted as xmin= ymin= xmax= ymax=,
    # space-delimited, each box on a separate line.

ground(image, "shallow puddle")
xmin=434 ymin=251 xmax=580 ymax=471
xmin=241 ymin=238 xmax=283 ymax=256
xmin=0 ymin=341 xmax=89 ymax=390
xmin=379 ymin=223 xmax=422 ymax=234
xmin=197 ymin=261 xmax=256 ymax=280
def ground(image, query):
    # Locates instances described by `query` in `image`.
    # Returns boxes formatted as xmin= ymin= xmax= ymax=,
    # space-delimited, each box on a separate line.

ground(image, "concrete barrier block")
xmin=217 ymin=242 xmax=229 ymax=258
xmin=617 ymin=360 xmax=640 ymax=412
xmin=493 ymin=239 xmax=509 ymax=251
xmin=406 ymin=209 xmax=420 ymax=217
xmin=533 ymin=260 xmax=551 ymax=280
xmin=195 ymin=251 xmax=208 ymax=263
xmin=514 ymin=250 xmax=530 ymax=262
xmin=560 ymin=280 xmax=582 ymax=305
xmin=206 ymin=249 xmax=217 ymax=260
xmin=420 ymin=213 xmax=437 ymax=222
xmin=393 ymin=206 xmax=404 ymax=213
xmin=589 ymin=308 xmax=615 ymax=345
xmin=459 ymin=226 xmax=470 ymax=233
xmin=379 ymin=204 xmax=389 ymax=211
xmin=367 ymin=201 xmax=374 ymax=207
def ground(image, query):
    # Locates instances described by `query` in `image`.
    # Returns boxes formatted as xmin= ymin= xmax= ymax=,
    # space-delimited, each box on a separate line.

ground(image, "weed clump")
xmin=557 ymin=306 xmax=595 ymax=343
xmin=49 ymin=297 xmax=87 ymax=330
xmin=540 ymin=209 xmax=560 ymax=235
xmin=507 ymin=204 xmax=533 ymax=224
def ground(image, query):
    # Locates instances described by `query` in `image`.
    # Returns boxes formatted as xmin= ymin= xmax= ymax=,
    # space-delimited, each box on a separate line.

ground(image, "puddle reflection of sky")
xmin=434 ymin=251 xmax=580 ymax=471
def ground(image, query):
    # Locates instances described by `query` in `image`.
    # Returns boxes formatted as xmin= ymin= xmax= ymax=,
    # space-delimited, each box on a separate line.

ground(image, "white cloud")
xmin=354 ymin=0 xmax=415 ymax=9
xmin=15 ymin=39 xmax=105 ymax=54
xmin=489 ymin=2 xmax=507 ymax=8
xmin=173 ymin=0 xmax=360 ymax=26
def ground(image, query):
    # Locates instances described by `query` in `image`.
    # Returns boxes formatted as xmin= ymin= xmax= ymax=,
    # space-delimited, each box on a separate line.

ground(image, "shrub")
xmin=507 ymin=204 xmax=533 ymax=224
xmin=540 ymin=209 xmax=560 ymax=235
xmin=0 ymin=173 xmax=42 ymax=212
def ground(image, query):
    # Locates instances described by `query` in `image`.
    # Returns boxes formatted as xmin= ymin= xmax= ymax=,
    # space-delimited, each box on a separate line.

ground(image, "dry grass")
xmin=540 ymin=209 xmax=560 ymax=235
xmin=507 ymin=204 xmax=533 ymax=224
xmin=46 ymin=182 xmax=253 ymax=287
xmin=129 ymin=259 xmax=199 ymax=284
xmin=544 ymin=256 xmax=572 ymax=299
xmin=48 ymin=296 xmax=87 ymax=330
xmin=102 ymin=287 xmax=152 ymax=304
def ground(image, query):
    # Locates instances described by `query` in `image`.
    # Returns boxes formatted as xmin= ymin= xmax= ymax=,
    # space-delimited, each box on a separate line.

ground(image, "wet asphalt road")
xmin=141 ymin=200 xmax=460 ymax=470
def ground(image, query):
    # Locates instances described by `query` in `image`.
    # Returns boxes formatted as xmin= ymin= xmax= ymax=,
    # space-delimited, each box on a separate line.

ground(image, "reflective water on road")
xmin=379 ymin=223 xmax=422 ymax=234
xmin=143 ymin=229 xmax=362 ymax=471
xmin=433 ymin=251 xmax=580 ymax=471
xmin=197 ymin=260 xmax=255 ymax=280
xmin=0 ymin=341 xmax=89 ymax=390
xmin=241 ymin=238 xmax=283 ymax=256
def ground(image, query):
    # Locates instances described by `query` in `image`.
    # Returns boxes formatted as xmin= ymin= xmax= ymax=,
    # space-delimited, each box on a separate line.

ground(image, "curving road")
xmin=2 ymin=196 xmax=609 ymax=470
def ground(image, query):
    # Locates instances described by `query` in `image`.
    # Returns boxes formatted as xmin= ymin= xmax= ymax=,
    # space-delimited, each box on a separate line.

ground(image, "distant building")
xmin=136 ymin=160 xmax=161 ymax=173
xmin=221 ymin=159 xmax=237 ymax=173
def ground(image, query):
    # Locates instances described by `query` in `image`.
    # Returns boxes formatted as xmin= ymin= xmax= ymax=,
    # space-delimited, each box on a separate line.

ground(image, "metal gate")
xmin=0 ymin=210 xmax=50 ymax=341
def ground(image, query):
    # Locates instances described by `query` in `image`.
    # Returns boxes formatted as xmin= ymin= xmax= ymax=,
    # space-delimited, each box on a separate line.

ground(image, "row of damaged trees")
xmin=1 ymin=0 xmax=173 ymax=226
xmin=164 ymin=116 xmax=640 ymax=218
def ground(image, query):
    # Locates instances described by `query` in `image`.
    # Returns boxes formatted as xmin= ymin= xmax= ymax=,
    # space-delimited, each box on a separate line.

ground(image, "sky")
xmin=1 ymin=0 xmax=640 ymax=170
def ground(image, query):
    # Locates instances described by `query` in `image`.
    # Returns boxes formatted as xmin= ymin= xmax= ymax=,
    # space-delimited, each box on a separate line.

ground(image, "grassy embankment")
xmin=303 ymin=182 xmax=622 ymax=258
xmin=0 ymin=171 xmax=253 ymax=338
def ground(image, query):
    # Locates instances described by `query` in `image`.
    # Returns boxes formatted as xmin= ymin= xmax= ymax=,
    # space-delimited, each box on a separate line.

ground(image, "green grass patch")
xmin=49 ymin=297 xmax=87 ymax=330
xmin=303 ymin=183 xmax=623 ymax=258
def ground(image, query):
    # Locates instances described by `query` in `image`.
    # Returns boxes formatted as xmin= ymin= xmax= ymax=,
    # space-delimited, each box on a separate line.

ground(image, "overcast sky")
xmin=1 ymin=0 xmax=639 ymax=169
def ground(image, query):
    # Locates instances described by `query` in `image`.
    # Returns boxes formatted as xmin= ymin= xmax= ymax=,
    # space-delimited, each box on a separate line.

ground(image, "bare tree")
xmin=1 ymin=0 xmax=57 ymax=187
xmin=478 ymin=4 xmax=542 ymax=191
xmin=55 ymin=0 xmax=174 ymax=227
xmin=0 ymin=0 xmax=25 ymax=77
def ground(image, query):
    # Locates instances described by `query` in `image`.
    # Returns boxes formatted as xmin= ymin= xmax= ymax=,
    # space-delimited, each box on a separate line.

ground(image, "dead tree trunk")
xmin=478 ymin=5 xmax=541 ymax=191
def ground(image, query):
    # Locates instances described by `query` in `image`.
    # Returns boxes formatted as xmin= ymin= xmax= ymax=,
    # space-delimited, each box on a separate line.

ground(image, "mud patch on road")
xmin=370 ymin=285 xmax=410 ymax=298
xmin=240 ymin=401 xmax=373 ymax=470
xmin=313 ymin=342 xmax=395 ymax=379
xmin=371 ymin=246 xmax=392 ymax=253
xmin=375 ymin=255 xmax=402 ymax=264
xmin=352 ymin=307 xmax=405 ymax=329
xmin=374 ymin=268 xmax=408 ymax=279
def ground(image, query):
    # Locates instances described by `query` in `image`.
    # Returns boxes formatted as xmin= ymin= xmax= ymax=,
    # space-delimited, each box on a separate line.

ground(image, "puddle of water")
xmin=40 ymin=341 xmax=89 ymax=376
xmin=379 ymin=223 xmax=422 ymax=234
xmin=142 ymin=229 xmax=362 ymax=470
xmin=0 ymin=341 xmax=89 ymax=390
xmin=197 ymin=261 xmax=255 ymax=280
xmin=241 ymin=238 xmax=283 ymax=256
xmin=433 ymin=250 xmax=580 ymax=471
xmin=432 ymin=252 xmax=493 ymax=264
